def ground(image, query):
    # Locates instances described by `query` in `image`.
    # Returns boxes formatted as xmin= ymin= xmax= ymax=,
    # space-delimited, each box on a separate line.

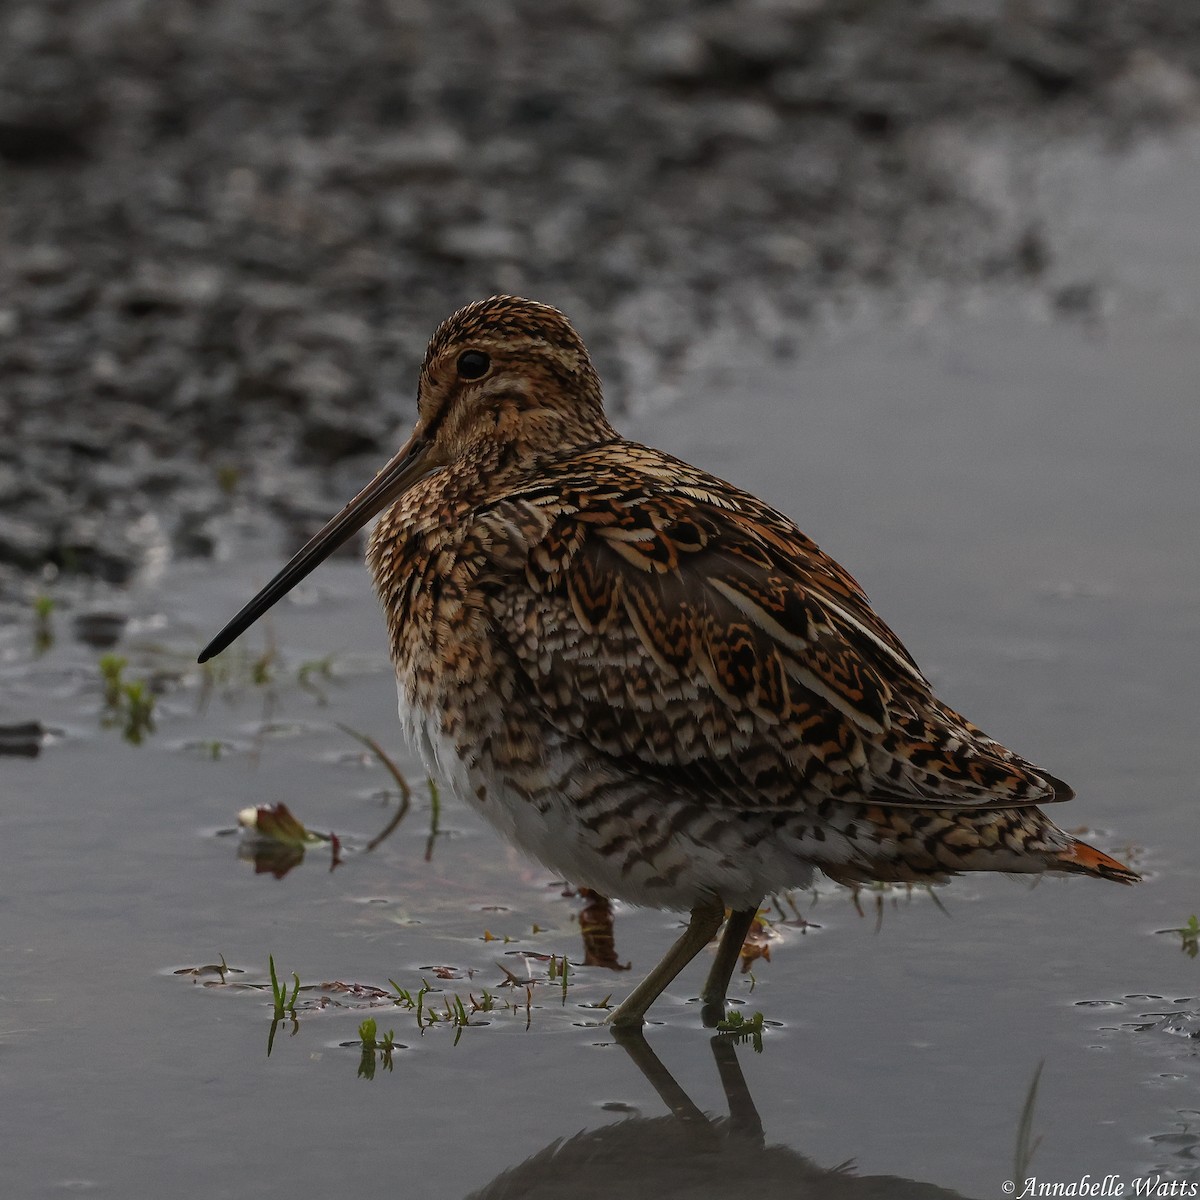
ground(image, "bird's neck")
xmin=454 ymin=402 xmax=619 ymax=484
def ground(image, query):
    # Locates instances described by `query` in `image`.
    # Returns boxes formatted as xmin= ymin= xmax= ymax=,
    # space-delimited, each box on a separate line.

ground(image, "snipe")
xmin=200 ymin=295 xmax=1138 ymax=1029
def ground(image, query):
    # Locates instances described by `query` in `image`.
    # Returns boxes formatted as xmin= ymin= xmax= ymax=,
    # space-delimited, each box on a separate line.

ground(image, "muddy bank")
xmin=2 ymin=0 xmax=1198 ymax=594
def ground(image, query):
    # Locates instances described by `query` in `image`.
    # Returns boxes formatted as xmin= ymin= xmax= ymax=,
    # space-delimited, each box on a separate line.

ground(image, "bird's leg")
xmin=699 ymin=905 xmax=760 ymax=1028
xmin=709 ymin=1033 xmax=766 ymax=1144
xmin=610 ymin=1027 xmax=710 ymax=1127
xmin=608 ymin=896 xmax=725 ymax=1030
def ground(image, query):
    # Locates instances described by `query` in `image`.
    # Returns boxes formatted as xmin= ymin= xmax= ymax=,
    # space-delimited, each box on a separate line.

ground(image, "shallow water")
xmin=3 ymin=138 xmax=1199 ymax=1198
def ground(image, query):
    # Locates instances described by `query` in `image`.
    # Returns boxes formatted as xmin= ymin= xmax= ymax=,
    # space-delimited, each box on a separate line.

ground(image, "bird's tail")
xmin=1055 ymin=837 xmax=1140 ymax=884
xmin=815 ymin=804 xmax=1141 ymax=886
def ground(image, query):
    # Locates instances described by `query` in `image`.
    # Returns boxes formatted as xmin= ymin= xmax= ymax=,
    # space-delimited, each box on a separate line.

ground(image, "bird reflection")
xmin=574 ymin=888 xmax=630 ymax=972
xmin=465 ymin=1031 xmax=974 ymax=1200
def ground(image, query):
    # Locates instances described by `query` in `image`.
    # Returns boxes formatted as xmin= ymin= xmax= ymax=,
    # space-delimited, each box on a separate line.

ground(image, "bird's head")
xmin=197 ymin=296 xmax=611 ymax=663
xmin=412 ymin=295 xmax=611 ymax=467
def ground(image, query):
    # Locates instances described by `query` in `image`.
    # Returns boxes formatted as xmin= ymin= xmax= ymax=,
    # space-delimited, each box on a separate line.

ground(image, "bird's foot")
xmin=604 ymin=1002 xmax=647 ymax=1031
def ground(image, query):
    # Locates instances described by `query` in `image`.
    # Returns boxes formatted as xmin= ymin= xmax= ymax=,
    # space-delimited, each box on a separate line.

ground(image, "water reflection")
xmin=575 ymin=888 xmax=630 ymax=972
xmin=465 ymin=1031 xmax=974 ymax=1200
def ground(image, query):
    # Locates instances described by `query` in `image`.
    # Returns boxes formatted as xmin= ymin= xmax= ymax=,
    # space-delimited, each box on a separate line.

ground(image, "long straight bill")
xmin=197 ymin=434 xmax=431 ymax=663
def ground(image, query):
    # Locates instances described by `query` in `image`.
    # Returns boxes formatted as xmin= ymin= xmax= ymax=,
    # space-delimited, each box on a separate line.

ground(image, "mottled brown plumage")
xmin=200 ymin=294 xmax=1138 ymax=1029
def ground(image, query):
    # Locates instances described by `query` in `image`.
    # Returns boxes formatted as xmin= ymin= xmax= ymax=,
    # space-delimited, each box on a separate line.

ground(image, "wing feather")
xmin=477 ymin=445 xmax=1066 ymax=812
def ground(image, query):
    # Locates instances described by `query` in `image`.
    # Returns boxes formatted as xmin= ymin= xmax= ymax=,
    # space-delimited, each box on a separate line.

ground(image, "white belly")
xmin=395 ymin=684 xmax=818 ymax=911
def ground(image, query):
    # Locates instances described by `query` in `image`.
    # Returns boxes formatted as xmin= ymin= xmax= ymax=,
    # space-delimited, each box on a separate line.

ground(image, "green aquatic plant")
xmin=215 ymin=463 xmax=240 ymax=496
xmin=714 ymin=1009 xmax=766 ymax=1053
xmin=445 ymin=993 xmax=471 ymax=1034
xmin=251 ymin=648 xmax=274 ymax=686
xmin=99 ymin=653 xmax=127 ymax=707
xmin=120 ymin=679 xmax=156 ymax=744
xmin=388 ymin=977 xmax=525 ymax=1042
xmin=471 ymin=989 xmax=497 ymax=1013
xmin=1158 ymin=915 xmax=1200 ymax=958
xmin=355 ymin=1017 xmax=398 ymax=1078
xmin=195 ymin=639 xmax=284 ymax=707
xmin=296 ymin=654 xmax=335 ymax=703
xmin=243 ymin=620 xmax=278 ymax=688
xmin=33 ymin=594 xmax=54 ymax=654
xmin=424 ymin=776 xmax=441 ymax=862
xmin=268 ymin=955 xmax=301 ymax=1020
xmin=265 ymin=956 xmax=302 ymax=1057
xmin=390 ymin=978 xmax=443 ymax=1034
xmin=547 ymin=953 xmax=572 ymax=1002
xmin=97 ymin=655 xmax=157 ymax=743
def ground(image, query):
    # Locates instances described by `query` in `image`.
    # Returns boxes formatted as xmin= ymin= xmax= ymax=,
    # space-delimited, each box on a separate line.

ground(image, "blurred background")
xmin=2 ymin=0 xmax=1197 ymax=593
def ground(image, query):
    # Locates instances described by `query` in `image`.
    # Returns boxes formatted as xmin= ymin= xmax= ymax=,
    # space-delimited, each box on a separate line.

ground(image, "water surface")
xmin=2 ymin=139 xmax=1198 ymax=1198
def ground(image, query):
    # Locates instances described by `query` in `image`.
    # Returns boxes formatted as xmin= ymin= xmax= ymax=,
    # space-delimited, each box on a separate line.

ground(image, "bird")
xmin=198 ymin=294 xmax=1139 ymax=1030
xmin=467 ymin=1033 xmax=975 ymax=1200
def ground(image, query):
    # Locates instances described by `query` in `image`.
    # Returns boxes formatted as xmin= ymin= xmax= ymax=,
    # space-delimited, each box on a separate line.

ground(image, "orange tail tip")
xmin=1057 ymin=838 xmax=1141 ymax=884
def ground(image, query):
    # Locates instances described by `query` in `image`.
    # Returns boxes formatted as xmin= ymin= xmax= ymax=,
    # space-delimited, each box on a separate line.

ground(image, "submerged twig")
xmin=337 ymin=724 xmax=413 ymax=852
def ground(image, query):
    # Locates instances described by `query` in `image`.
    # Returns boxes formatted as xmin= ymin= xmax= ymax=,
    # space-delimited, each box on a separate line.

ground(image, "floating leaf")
xmin=237 ymin=803 xmax=332 ymax=877
xmin=238 ymin=802 xmax=328 ymax=847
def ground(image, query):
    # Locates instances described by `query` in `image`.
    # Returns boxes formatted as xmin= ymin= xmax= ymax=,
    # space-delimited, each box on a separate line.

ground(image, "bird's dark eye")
xmin=456 ymin=350 xmax=490 ymax=380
